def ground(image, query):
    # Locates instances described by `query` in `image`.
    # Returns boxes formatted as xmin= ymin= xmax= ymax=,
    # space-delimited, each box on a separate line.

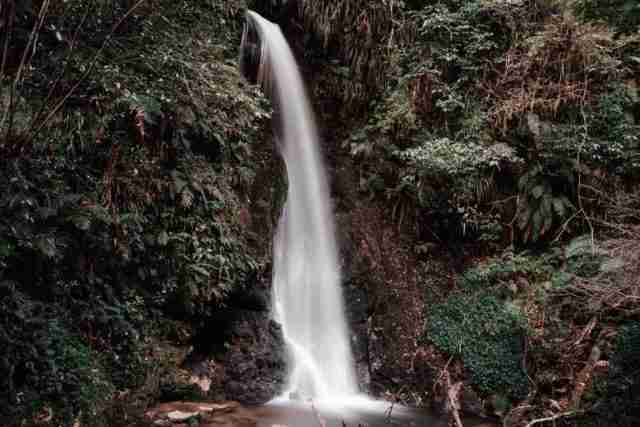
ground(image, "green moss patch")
xmin=424 ymin=292 xmax=529 ymax=399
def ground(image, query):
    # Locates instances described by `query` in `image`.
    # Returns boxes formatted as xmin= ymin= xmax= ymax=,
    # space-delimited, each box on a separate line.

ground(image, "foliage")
xmin=584 ymin=322 xmax=640 ymax=426
xmin=395 ymin=138 xmax=519 ymax=181
xmin=531 ymin=84 xmax=640 ymax=176
xmin=0 ymin=285 xmax=116 ymax=426
xmin=300 ymin=0 xmax=403 ymax=105
xmin=388 ymin=136 xmax=521 ymax=240
xmin=551 ymin=230 xmax=640 ymax=317
xmin=575 ymin=0 xmax=640 ymax=33
xmin=457 ymin=250 xmax=558 ymax=291
xmin=515 ymin=163 xmax=576 ymax=243
xmin=487 ymin=15 xmax=625 ymax=131
xmin=0 ymin=0 xmax=271 ymax=425
xmin=424 ymin=292 xmax=529 ymax=399
xmin=320 ymin=0 xmax=640 ymax=247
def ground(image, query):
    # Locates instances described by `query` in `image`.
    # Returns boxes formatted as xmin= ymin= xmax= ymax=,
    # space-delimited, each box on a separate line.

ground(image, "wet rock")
xmin=146 ymin=401 xmax=255 ymax=427
xmin=167 ymin=410 xmax=199 ymax=422
xmin=186 ymin=271 xmax=286 ymax=405
xmin=218 ymin=311 xmax=287 ymax=404
xmin=460 ymin=384 xmax=487 ymax=418
xmin=344 ymin=281 xmax=371 ymax=392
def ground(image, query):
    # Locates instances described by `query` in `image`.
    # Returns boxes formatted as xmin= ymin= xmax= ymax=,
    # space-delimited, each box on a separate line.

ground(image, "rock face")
xmin=220 ymin=310 xmax=287 ymax=404
xmin=337 ymin=204 xmax=430 ymax=398
xmin=343 ymin=280 xmax=372 ymax=392
xmin=187 ymin=279 xmax=287 ymax=405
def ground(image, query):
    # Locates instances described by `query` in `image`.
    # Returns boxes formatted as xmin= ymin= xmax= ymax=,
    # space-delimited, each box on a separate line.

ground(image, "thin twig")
xmin=0 ymin=0 xmax=15 ymax=85
xmin=29 ymin=2 xmax=91 ymax=131
xmin=552 ymin=210 xmax=582 ymax=243
xmin=525 ymin=411 xmax=580 ymax=427
xmin=2 ymin=0 xmax=50 ymax=141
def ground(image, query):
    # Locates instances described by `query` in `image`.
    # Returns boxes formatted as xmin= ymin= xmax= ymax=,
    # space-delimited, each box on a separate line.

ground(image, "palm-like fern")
xmin=516 ymin=165 xmax=575 ymax=242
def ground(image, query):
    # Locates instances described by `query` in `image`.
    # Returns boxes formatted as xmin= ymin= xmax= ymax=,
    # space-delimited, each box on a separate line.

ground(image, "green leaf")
xmin=157 ymin=231 xmax=169 ymax=247
xmin=552 ymin=198 xmax=566 ymax=217
xmin=0 ymin=240 xmax=15 ymax=258
xmin=70 ymin=214 xmax=91 ymax=231
xmin=188 ymin=265 xmax=210 ymax=277
xmin=34 ymin=236 xmax=57 ymax=259
xmin=532 ymin=210 xmax=543 ymax=241
xmin=531 ymin=185 xmax=544 ymax=199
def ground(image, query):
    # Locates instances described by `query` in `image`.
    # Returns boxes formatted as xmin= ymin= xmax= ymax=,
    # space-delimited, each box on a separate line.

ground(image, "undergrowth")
xmin=425 ymin=292 xmax=529 ymax=400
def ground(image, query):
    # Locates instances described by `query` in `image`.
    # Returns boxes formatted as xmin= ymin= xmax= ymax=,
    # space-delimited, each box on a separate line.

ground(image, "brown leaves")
xmin=483 ymin=15 xmax=622 ymax=132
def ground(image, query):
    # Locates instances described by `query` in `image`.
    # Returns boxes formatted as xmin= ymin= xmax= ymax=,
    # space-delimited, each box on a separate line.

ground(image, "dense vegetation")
xmin=294 ymin=0 xmax=640 ymax=425
xmin=1 ymin=0 xmax=638 ymax=426
xmin=1 ymin=1 xmax=274 ymax=425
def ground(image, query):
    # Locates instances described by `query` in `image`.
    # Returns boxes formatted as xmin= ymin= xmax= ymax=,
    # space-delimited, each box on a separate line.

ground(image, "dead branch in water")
xmin=444 ymin=370 xmax=463 ymax=427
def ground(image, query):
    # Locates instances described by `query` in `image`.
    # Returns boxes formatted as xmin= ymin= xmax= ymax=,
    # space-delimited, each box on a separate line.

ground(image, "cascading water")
xmin=240 ymin=11 xmax=358 ymax=402
xmin=238 ymin=12 xmax=486 ymax=427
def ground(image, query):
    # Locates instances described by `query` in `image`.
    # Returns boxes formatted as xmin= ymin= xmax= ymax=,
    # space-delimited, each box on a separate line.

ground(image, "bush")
xmin=424 ymin=292 xmax=529 ymax=399
xmin=0 ymin=0 xmax=270 ymax=424
xmin=575 ymin=0 xmax=640 ymax=33
xmin=0 ymin=285 xmax=115 ymax=426
xmin=583 ymin=322 xmax=640 ymax=426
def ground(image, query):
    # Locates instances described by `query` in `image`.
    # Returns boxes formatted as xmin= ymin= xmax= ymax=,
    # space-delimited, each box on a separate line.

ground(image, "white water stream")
xmin=241 ymin=11 xmax=358 ymax=403
xmin=237 ymin=13 xmax=498 ymax=427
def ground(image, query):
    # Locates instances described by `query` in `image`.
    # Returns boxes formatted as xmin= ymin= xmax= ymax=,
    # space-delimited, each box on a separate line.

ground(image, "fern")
xmin=516 ymin=166 xmax=575 ymax=242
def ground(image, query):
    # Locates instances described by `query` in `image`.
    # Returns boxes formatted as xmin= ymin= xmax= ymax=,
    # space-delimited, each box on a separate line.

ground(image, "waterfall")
xmin=241 ymin=11 xmax=358 ymax=402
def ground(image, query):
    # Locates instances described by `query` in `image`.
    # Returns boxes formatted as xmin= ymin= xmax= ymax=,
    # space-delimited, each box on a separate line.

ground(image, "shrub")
xmin=575 ymin=0 xmax=640 ymax=33
xmin=458 ymin=250 xmax=557 ymax=291
xmin=0 ymin=0 xmax=270 ymax=425
xmin=515 ymin=163 xmax=576 ymax=243
xmin=584 ymin=322 xmax=640 ymax=426
xmin=0 ymin=285 xmax=115 ymax=426
xmin=424 ymin=292 xmax=529 ymax=399
xmin=551 ymin=231 xmax=640 ymax=317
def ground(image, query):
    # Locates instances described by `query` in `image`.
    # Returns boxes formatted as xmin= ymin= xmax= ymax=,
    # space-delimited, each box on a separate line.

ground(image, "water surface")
xmin=252 ymin=400 xmax=495 ymax=427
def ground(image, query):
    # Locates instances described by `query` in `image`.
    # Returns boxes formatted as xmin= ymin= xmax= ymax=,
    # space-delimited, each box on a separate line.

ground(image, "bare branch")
xmin=525 ymin=411 xmax=580 ymax=427
xmin=28 ymin=0 xmax=149 ymax=142
xmin=2 ymin=0 xmax=50 ymax=143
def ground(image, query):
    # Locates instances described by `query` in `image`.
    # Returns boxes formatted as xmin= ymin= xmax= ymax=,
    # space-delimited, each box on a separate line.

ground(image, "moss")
xmin=424 ymin=292 xmax=529 ymax=399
